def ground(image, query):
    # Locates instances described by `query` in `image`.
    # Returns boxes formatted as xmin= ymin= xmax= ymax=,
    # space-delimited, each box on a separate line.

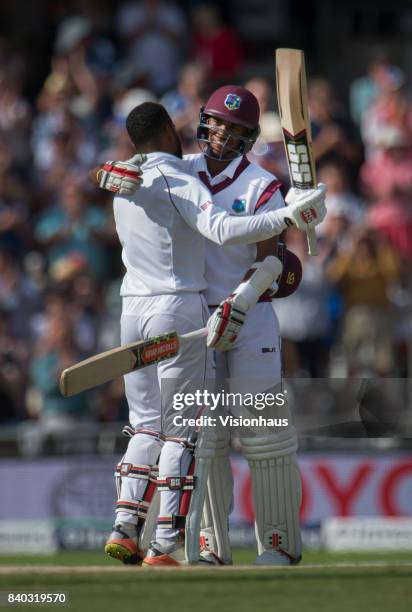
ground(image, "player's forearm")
xmin=241 ymin=237 xmax=278 ymax=281
xmin=203 ymin=209 xmax=288 ymax=246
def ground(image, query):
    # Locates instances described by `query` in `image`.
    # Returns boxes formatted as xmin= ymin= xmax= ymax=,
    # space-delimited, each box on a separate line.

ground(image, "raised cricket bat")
xmin=60 ymin=328 xmax=207 ymax=397
xmin=276 ymin=48 xmax=318 ymax=256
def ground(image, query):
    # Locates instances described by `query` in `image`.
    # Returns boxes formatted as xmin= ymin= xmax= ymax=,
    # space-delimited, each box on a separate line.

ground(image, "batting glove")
xmin=97 ymin=153 xmax=147 ymax=196
xmin=283 ymin=183 xmax=327 ymax=231
xmin=206 ymin=295 xmax=247 ymax=351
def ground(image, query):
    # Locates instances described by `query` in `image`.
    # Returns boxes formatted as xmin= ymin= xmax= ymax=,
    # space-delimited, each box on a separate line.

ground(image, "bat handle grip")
xmin=295 ymin=187 xmax=319 ymax=257
xmin=306 ymin=227 xmax=318 ymax=256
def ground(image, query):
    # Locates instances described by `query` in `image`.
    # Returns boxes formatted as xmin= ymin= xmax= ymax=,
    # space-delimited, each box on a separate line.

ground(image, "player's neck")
xmin=206 ymin=157 xmax=233 ymax=177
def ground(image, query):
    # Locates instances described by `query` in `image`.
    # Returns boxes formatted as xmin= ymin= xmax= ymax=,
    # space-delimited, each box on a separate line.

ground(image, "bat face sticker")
xmin=224 ymin=93 xmax=242 ymax=110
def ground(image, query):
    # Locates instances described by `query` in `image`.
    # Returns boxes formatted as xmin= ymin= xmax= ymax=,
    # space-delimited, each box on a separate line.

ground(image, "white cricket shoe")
xmin=254 ymin=549 xmax=301 ymax=566
xmin=198 ymin=548 xmax=226 ymax=566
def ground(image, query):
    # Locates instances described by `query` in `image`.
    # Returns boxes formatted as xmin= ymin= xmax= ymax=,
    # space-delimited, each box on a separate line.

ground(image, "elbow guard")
xmin=272 ymin=245 xmax=303 ymax=299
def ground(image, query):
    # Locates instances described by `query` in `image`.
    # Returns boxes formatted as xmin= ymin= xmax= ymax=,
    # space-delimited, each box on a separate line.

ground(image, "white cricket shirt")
xmin=113 ymin=152 xmax=287 ymax=297
xmin=183 ymin=154 xmax=285 ymax=305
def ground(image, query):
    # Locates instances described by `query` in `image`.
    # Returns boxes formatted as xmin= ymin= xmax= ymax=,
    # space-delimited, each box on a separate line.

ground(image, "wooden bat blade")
xmin=60 ymin=331 xmax=180 ymax=397
xmin=276 ymin=48 xmax=318 ymax=256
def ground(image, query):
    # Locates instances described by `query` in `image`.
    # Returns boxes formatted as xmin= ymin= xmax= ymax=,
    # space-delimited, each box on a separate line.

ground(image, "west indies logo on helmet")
xmin=224 ymin=93 xmax=242 ymax=110
xmin=197 ymin=85 xmax=261 ymax=160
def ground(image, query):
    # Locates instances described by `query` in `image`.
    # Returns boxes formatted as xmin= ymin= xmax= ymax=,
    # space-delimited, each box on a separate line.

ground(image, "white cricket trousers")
xmin=117 ymin=292 xmax=213 ymax=542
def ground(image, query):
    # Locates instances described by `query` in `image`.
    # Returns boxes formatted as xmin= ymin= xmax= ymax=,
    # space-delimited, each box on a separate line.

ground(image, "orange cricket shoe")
xmin=142 ymin=540 xmax=185 ymax=567
xmin=104 ymin=524 xmax=144 ymax=565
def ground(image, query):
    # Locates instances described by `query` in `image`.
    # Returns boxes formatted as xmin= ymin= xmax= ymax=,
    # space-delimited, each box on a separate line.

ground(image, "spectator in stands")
xmin=94 ymin=378 xmax=129 ymax=423
xmin=361 ymin=85 xmax=412 ymax=159
xmin=361 ymin=124 xmax=412 ymax=261
xmin=100 ymin=123 xmax=136 ymax=166
xmin=32 ymin=28 xmax=110 ymax=185
xmin=53 ymin=14 xmax=117 ymax=123
xmin=34 ymin=176 xmax=112 ymax=281
xmin=101 ymin=87 xmax=156 ymax=160
xmin=69 ymin=273 xmax=102 ymax=354
xmin=308 ymin=77 xmax=363 ymax=185
xmin=31 ymin=283 xmax=99 ymax=361
xmin=273 ymin=228 xmax=333 ymax=378
xmin=350 ymin=50 xmax=405 ymax=126
xmin=96 ymin=278 xmax=122 ymax=353
xmin=191 ymin=3 xmax=242 ymax=83
xmin=33 ymin=114 xmax=97 ymax=202
xmin=32 ymin=59 xmax=77 ymax=174
xmin=0 ymin=69 xmax=31 ymax=166
xmin=317 ymin=160 xmax=365 ymax=259
xmin=112 ymin=88 xmax=157 ymax=125
xmin=327 ymin=228 xmax=401 ymax=376
xmin=0 ymin=308 xmax=29 ymax=421
xmin=22 ymin=307 xmax=92 ymax=454
xmin=54 ymin=13 xmax=117 ymax=77
xmin=116 ymin=0 xmax=187 ymax=95
xmin=361 ymin=124 xmax=412 ymax=199
xmin=162 ymin=62 xmax=208 ymax=152
xmin=0 ymin=146 xmax=30 ymax=258
xmin=0 ymin=250 xmax=42 ymax=340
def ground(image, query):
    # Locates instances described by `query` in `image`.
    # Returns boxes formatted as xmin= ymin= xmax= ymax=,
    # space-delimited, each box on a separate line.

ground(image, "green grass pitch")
xmin=1 ymin=550 xmax=412 ymax=612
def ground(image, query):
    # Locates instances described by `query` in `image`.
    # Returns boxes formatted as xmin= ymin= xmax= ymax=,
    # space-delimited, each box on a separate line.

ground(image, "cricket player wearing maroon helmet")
xmin=197 ymin=85 xmax=261 ymax=159
xmin=183 ymin=85 xmax=324 ymax=566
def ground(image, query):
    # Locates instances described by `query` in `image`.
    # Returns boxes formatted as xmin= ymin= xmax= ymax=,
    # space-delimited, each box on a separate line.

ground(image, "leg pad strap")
xmin=157 ymin=475 xmax=196 ymax=491
xmin=157 ymin=515 xmax=186 ymax=530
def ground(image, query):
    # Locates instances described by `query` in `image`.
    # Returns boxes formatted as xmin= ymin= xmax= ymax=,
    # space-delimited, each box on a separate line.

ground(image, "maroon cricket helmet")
xmin=197 ymin=85 xmax=261 ymax=159
xmin=273 ymin=246 xmax=302 ymax=299
xmin=203 ymin=85 xmax=260 ymax=130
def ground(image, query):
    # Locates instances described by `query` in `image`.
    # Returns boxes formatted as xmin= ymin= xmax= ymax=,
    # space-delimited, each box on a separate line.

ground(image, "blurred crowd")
xmin=0 ymin=1 xmax=411 ymax=445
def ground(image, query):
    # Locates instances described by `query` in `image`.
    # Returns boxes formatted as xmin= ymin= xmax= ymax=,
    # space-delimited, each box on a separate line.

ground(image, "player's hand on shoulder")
xmin=285 ymin=182 xmax=327 ymax=231
xmin=97 ymin=154 xmax=147 ymax=195
xmin=206 ymin=295 xmax=247 ymax=351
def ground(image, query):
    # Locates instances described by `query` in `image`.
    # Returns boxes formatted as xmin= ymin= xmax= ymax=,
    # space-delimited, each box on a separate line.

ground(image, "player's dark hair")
xmin=126 ymin=102 xmax=174 ymax=147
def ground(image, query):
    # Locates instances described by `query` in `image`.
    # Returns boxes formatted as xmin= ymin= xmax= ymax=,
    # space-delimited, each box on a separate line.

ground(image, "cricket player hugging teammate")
xmin=92 ymin=87 xmax=326 ymax=567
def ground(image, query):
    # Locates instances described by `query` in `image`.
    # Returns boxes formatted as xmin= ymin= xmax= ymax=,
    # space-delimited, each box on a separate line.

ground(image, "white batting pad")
xmin=200 ymin=436 xmax=233 ymax=565
xmin=184 ymin=432 xmax=216 ymax=563
xmin=240 ymin=432 xmax=302 ymax=563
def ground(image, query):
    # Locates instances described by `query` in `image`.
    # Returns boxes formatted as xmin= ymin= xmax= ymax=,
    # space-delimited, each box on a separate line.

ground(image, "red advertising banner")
xmin=1 ymin=453 xmax=411 ymax=525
